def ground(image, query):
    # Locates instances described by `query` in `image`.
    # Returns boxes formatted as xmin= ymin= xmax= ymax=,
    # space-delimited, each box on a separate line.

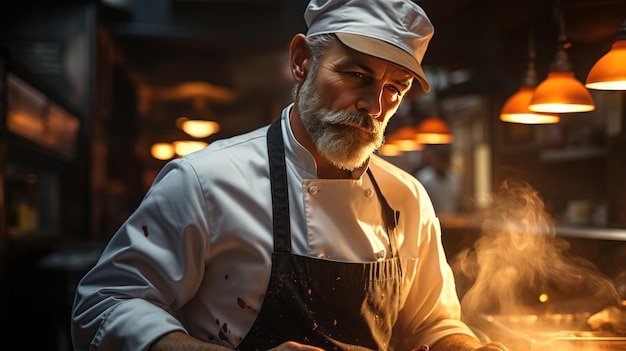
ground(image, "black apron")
xmin=236 ymin=119 xmax=403 ymax=351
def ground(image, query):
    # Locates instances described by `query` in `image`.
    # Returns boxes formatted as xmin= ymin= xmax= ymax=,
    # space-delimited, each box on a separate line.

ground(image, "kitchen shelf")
xmin=555 ymin=225 xmax=626 ymax=241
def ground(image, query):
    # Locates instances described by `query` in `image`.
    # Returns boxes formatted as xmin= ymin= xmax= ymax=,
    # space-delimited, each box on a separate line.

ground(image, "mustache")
xmin=327 ymin=111 xmax=379 ymax=134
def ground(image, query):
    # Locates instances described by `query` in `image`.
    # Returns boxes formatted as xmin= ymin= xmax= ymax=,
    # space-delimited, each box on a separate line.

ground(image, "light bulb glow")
xmin=586 ymin=40 xmax=626 ymax=90
xmin=415 ymin=117 xmax=453 ymax=144
xmin=529 ymin=71 xmax=595 ymax=113
xmin=151 ymin=143 xmax=175 ymax=160
xmin=181 ymin=120 xmax=220 ymax=138
xmin=500 ymin=86 xmax=560 ymax=124
xmin=173 ymin=140 xmax=208 ymax=156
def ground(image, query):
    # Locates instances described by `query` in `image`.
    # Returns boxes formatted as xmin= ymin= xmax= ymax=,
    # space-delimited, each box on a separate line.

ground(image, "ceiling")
xmin=99 ymin=0 xmax=625 ymax=156
xmin=102 ymin=0 xmax=626 ymax=83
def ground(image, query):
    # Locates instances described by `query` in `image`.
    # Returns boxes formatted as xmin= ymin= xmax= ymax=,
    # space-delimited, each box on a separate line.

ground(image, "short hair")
xmin=307 ymin=33 xmax=335 ymax=65
xmin=292 ymin=33 xmax=335 ymax=98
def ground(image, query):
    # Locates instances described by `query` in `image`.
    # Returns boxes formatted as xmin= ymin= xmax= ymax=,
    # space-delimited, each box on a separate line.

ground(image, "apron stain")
xmin=218 ymin=322 xmax=229 ymax=340
xmin=237 ymin=297 xmax=252 ymax=309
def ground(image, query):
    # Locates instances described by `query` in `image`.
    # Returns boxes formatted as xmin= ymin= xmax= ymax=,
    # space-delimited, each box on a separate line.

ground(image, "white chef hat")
xmin=304 ymin=0 xmax=435 ymax=92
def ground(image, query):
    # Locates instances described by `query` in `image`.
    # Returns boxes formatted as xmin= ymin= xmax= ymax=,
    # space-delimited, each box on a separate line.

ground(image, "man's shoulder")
xmin=370 ymin=154 xmax=420 ymax=187
xmin=182 ymin=125 xmax=270 ymax=174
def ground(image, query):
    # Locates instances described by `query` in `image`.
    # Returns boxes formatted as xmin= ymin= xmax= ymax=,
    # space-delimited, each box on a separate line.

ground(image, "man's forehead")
xmin=327 ymin=38 xmax=416 ymax=83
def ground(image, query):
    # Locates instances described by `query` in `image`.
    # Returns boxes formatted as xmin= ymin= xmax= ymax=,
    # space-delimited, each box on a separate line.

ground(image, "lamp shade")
xmin=529 ymin=71 xmax=595 ymax=113
xmin=500 ymin=86 xmax=560 ymax=124
xmin=415 ymin=116 xmax=453 ymax=144
xmin=173 ymin=140 xmax=208 ymax=156
xmin=180 ymin=119 xmax=220 ymax=138
xmin=385 ymin=126 xmax=424 ymax=152
xmin=151 ymin=142 xmax=176 ymax=160
xmin=378 ymin=143 xmax=404 ymax=156
xmin=585 ymin=39 xmax=626 ymax=90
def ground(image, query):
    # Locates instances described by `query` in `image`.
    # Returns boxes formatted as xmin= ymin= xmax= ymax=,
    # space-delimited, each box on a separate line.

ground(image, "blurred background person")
xmin=414 ymin=144 xmax=462 ymax=215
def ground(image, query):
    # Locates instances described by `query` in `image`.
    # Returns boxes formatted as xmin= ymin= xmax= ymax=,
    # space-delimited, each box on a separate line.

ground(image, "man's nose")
xmin=356 ymin=86 xmax=384 ymax=119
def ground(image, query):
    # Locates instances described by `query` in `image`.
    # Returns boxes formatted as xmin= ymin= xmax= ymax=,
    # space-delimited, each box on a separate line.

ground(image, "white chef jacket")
xmin=71 ymin=104 xmax=476 ymax=351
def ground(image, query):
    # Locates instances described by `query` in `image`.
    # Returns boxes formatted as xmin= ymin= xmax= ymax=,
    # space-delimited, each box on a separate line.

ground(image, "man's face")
xmin=296 ymin=38 xmax=414 ymax=171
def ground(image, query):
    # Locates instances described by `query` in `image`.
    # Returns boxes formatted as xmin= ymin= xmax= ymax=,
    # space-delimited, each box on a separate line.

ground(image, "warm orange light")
xmin=378 ymin=143 xmax=403 ymax=156
xmin=538 ymin=293 xmax=550 ymax=303
xmin=529 ymin=71 xmax=595 ymax=113
xmin=151 ymin=143 xmax=175 ymax=160
xmin=181 ymin=119 xmax=220 ymax=138
xmin=415 ymin=117 xmax=453 ymax=144
xmin=386 ymin=126 xmax=424 ymax=152
xmin=586 ymin=39 xmax=626 ymax=90
xmin=500 ymin=86 xmax=560 ymax=124
xmin=173 ymin=140 xmax=208 ymax=156
xmin=177 ymin=117 xmax=220 ymax=138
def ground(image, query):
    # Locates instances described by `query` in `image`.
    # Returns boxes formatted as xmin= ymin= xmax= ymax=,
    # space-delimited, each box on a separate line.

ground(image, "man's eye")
xmin=350 ymin=72 xmax=366 ymax=79
xmin=386 ymin=85 xmax=403 ymax=98
xmin=388 ymin=85 xmax=401 ymax=95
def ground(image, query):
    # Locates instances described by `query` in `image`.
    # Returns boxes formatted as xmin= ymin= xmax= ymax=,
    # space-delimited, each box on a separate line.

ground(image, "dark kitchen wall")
xmin=491 ymin=90 xmax=626 ymax=228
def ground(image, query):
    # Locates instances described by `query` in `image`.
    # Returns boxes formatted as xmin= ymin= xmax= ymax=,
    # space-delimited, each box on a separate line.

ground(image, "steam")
xmin=451 ymin=179 xmax=621 ymax=324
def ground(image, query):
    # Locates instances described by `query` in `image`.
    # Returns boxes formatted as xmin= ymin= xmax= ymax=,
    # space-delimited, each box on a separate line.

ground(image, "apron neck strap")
xmin=267 ymin=118 xmax=291 ymax=253
xmin=366 ymin=168 xmax=400 ymax=258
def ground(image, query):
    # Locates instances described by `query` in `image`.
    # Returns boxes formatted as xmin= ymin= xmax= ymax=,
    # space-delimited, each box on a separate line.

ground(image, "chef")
xmin=71 ymin=1 xmax=508 ymax=350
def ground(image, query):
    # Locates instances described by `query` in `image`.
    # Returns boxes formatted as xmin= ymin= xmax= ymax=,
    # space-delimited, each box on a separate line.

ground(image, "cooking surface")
xmin=474 ymin=312 xmax=626 ymax=351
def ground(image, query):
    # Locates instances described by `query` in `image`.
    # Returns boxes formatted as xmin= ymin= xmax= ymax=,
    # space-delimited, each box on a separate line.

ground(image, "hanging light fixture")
xmin=500 ymin=29 xmax=560 ymax=124
xmin=385 ymin=125 xmax=424 ymax=152
xmin=378 ymin=143 xmax=404 ymax=157
xmin=415 ymin=116 xmax=453 ymax=144
xmin=410 ymin=90 xmax=454 ymax=144
xmin=585 ymin=18 xmax=626 ymax=90
xmin=177 ymin=96 xmax=221 ymax=138
xmin=177 ymin=117 xmax=220 ymax=138
xmin=173 ymin=140 xmax=209 ymax=156
xmin=151 ymin=142 xmax=176 ymax=160
xmin=529 ymin=9 xmax=595 ymax=114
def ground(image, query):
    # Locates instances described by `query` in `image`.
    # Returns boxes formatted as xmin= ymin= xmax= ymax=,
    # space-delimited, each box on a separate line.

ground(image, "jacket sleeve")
xmin=391 ymin=185 xmax=477 ymax=350
xmin=71 ymin=158 xmax=211 ymax=351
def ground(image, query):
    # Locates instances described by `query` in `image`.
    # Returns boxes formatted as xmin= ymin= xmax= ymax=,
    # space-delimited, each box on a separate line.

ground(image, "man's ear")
xmin=289 ymin=33 xmax=310 ymax=84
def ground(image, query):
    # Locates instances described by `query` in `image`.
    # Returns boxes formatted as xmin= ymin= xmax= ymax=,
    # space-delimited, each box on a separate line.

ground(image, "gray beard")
xmin=296 ymin=76 xmax=385 ymax=171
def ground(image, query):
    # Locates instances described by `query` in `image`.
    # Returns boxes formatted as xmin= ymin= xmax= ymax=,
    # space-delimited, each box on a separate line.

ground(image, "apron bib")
xmin=237 ymin=119 xmax=402 ymax=351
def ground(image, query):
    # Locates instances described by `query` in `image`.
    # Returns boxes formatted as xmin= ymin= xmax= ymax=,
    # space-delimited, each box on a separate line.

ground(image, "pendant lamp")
xmin=177 ymin=117 xmax=220 ymax=138
xmin=177 ymin=97 xmax=221 ymax=138
xmin=385 ymin=125 xmax=424 ymax=152
xmin=529 ymin=14 xmax=595 ymax=114
xmin=585 ymin=19 xmax=626 ymax=90
xmin=500 ymin=30 xmax=560 ymax=124
xmin=415 ymin=116 xmax=454 ymax=144
xmin=378 ymin=143 xmax=404 ymax=157
xmin=414 ymin=94 xmax=454 ymax=144
xmin=173 ymin=140 xmax=209 ymax=157
xmin=151 ymin=142 xmax=176 ymax=160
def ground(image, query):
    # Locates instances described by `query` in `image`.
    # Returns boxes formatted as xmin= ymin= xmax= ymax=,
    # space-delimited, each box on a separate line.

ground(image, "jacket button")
xmin=308 ymin=185 xmax=319 ymax=195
